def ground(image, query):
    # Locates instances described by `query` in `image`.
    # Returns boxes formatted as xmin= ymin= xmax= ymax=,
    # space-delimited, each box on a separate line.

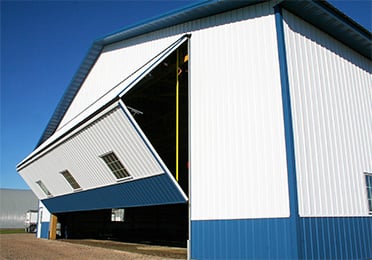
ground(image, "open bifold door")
xmin=17 ymin=35 xmax=190 ymax=213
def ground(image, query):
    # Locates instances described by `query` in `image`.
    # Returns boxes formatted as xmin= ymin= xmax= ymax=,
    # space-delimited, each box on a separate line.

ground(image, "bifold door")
xmin=17 ymin=35 xmax=190 ymax=213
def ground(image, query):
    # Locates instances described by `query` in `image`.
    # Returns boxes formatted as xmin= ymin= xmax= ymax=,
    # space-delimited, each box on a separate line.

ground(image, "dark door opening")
xmin=56 ymin=204 xmax=187 ymax=246
xmin=122 ymin=40 xmax=189 ymax=195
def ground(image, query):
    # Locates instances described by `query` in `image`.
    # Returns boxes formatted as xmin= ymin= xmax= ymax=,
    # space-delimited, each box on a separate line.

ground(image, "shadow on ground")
xmin=62 ymin=239 xmax=187 ymax=259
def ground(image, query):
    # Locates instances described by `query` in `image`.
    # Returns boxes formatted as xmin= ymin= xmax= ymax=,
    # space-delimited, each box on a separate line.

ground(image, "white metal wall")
xmin=37 ymin=201 xmax=50 ymax=238
xmin=283 ymin=10 xmax=372 ymax=216
xmin=189 ymin=3 xmax=290 ymax=220
xmin=19 ymin=105 xmax=163 ymax=200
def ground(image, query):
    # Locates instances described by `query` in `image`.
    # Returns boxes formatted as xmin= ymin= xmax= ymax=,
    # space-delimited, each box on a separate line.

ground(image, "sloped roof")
xmin=36 ymin=0 xmax=371 ymax=148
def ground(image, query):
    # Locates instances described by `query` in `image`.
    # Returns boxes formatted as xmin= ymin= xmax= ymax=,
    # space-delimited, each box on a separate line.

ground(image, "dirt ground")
xmin=0 ymin=233 xmax=187 ymax=260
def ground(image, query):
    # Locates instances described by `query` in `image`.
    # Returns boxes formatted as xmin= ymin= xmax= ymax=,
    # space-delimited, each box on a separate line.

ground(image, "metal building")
xmin=0 ymin=189 xmax=38 ymax=228
xmin=16 ymin=0 xmax=371 ymax=259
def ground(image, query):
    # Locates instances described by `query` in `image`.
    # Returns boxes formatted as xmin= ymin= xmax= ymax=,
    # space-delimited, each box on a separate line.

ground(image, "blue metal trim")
xmin=42 ymin=174 xmax=187 ymax=213
xmin=40 ymin=222 xmax=49 ymax=239
xmin=280 ymin=1 xmax=371 ymax=59
xmin=274 ymin=5 xmax=300 ymax=259
xmin=191 ymin=218 xmax=293 ymax=259
xmin=98 ymin=1 xmax=261 ymax=46
xmin=300 ymin=217 xmax=372 ymax=259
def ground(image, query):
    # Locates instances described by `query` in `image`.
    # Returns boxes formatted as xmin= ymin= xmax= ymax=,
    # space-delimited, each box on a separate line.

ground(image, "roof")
xmin=36 ymin=0 xmax=371 ymax=148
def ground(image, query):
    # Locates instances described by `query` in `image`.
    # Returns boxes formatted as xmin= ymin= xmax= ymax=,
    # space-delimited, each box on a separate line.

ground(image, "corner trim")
xmin=274 ymin=5 xmax=300 ymax=259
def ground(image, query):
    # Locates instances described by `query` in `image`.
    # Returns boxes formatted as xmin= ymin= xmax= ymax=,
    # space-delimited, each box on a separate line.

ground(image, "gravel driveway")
xmin=0 ymin=233 xmax=187 ymax=260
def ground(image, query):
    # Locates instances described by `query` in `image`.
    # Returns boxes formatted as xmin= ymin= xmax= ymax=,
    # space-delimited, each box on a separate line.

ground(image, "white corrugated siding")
xmin=190 ymin=3 xmax=290 ymax=220
xmin=58 ymin=34 xmax=182 ymax=129
xmin=39 ymin=201 xmax=50 ymax=222
xmin=37 ymin=201 xmax=50 ymax=238
xmin=283 ymin=10 xmax=372 ymax=216
xmin=19 ymin=105 xmax=163 ymax=200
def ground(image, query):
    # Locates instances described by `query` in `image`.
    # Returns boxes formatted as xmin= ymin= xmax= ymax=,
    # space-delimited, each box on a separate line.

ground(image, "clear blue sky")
xmin=1 ymin=1 xmax=371 ymax=190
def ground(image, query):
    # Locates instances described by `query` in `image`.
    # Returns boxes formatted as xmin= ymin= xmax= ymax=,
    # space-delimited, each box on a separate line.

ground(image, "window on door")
xmin=36 ymin=180 xmax=52 ymax=197
xmin=100 ymin=151 xmax=131 ymax=180
xmin=60 ymin=170 xmax=81 ymax=190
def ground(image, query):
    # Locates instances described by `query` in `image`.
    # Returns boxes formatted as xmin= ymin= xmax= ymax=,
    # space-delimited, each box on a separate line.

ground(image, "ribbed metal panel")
xmin=299 ymin=217 xmax=372 ymax=259
xmin=41 ymin=174 xmax=187 ymax=213
xmin=189 ymin=3 xmax=290 ymax=220
xmin=39 ymin=222 xmax=49 ymax=239
xmin=19 ymin=105 xmax=163 ymax=199
xmin=191 ymin=218 xmax=293 ymax=259
xmin=283 ymin=10 xmax=372 ymax=217
xmin=0 ymin=189 xmax=38 ymax=228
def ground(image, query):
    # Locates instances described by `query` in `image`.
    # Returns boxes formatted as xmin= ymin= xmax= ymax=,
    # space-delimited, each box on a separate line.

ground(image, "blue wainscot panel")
xmin=300 ymin=217 xmax=372 ymax=259
xmin=40 ymin=222 xmax=50 ymax=239
xmin=42 ymin=174 xmax=186 ymax=213
xmin=191 ymin=217 xmax=372 ymax=259
xmin=191 ymin=218 xmax=294 ymax=259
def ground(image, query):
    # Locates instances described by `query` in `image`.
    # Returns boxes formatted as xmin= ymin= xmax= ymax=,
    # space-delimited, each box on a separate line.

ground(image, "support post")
xmin=49 ymin=214 xmax=58 ymax=240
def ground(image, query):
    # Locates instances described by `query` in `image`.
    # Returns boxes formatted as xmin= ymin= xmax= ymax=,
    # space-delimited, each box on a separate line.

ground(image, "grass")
xmin=0 ymin=229 xmax=25 ymax=234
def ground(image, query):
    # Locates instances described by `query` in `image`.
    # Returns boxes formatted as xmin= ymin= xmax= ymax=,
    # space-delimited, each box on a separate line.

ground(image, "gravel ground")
xmin=0 ymin=233 xmax=187 ymax=260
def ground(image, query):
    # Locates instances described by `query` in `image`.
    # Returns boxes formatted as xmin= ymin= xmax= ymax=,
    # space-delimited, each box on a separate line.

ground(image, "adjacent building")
xmin=0 ymin=189 xmax=38 ymax=229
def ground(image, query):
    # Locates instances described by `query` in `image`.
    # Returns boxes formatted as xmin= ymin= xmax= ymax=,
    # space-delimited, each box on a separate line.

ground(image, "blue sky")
xmin=1 ymin=1 xmax=371 ymax=190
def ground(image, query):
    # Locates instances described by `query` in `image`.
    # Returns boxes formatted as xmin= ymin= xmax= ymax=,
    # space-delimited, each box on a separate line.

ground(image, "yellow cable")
xmin=176 ymin=50 xmax=179 ymax=182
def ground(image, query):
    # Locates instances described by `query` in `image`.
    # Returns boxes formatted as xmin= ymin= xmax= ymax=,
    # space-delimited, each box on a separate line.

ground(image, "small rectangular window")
xmin=100 ymin=152 xmax=130 ymax=180
xmin=111 ymin=208 xmax=125 ymax=222
xmin=365 ymin=173 xmax=372 ymax=214
xmin=36 ymin=180 xmax=52 ymax=197
xmin=60 ymin=170 xmax=81 ymax=190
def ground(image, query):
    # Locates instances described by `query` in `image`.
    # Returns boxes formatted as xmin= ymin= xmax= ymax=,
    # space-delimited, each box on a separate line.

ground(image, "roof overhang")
xmin=280 ymin=0 xmax=371 ymax=60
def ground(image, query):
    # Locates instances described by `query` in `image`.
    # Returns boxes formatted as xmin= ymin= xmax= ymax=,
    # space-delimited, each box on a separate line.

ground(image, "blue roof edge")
xmin=35 ymin=42 xmax=103 ymax=147
xmin=35 ymin=0 xmax=371 ymax=149
xmin=280 ymin=0 xmax=371 ymax=58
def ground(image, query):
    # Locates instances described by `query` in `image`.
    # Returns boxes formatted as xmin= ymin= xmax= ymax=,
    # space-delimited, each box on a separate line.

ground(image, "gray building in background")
xmin=0 ymin=189 xmax=38 ymax=228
